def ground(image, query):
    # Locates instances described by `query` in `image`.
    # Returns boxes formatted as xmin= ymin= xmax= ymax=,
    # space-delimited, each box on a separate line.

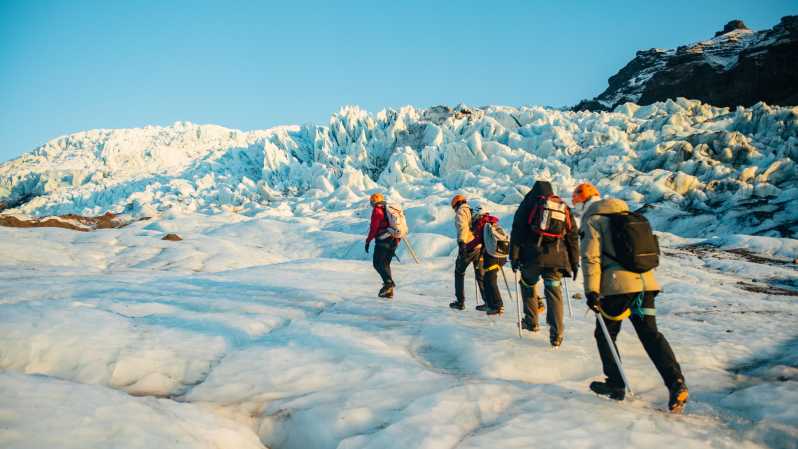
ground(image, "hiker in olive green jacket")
xmin=574 ymin=182 xmax=689 ymax=413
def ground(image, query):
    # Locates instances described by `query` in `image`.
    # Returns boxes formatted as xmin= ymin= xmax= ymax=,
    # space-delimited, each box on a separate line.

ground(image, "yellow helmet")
xmin=450 ymin=194 xmax=466 ymax=209
xmin=369 ymin=192 xmax=384 ymax=205
xmin=572 ymin=182 xmax=600 ymax=205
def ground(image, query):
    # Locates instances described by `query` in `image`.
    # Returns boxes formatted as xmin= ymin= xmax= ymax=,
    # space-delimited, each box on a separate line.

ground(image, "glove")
xmin=572 ymin=265 xmax=579 ymax=281
xmin=586 ymin=291 xmax=601 ymax=313
xmin=364 ymin=240 xmax=370 ymax=253
xmin=511 ymin=259 xmax=521 ymax=272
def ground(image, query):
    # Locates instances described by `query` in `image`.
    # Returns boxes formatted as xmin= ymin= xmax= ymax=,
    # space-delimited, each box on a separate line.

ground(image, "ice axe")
xmin=564 ymin=279 xmax=574 ymax=320
xmin=514 ymin=271 xmax=522 ymax=338
xmin=474 ymin=274 xmax=479 ymax=307
xmin=474 ymin=255 xmax=485 ymax=308
xmin=596 ymin=309 xmax=634 ymax=396
xmin=403 ymin=237 xmax=421 ymax=264
xmin=499 ymin=266 xmax=521 ymax=338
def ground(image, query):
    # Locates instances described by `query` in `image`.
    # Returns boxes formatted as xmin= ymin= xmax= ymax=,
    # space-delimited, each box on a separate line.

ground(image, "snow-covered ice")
xmin=0 ymin=372 xmax=265 ymax=449
xmin=1 ymin=208 xmax=796 ymax=449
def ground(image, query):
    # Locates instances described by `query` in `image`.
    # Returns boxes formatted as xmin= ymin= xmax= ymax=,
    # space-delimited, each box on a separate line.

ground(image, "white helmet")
xmin=469 ymin=200 xmax=487 ymax=215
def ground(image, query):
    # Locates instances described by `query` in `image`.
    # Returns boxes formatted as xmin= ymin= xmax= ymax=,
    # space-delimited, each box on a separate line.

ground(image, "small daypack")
xmin=528 ymin=195 xmax=572 ymax=245
xmin=601 ymin=212 xmax=660 ymax=273
xmin=483 ymin=219 xmax=510 ymax=258
xmin=383 ymin=203 xmax=409 ymax=239
xmin=472 ymin=213 xmax=509 ymax=258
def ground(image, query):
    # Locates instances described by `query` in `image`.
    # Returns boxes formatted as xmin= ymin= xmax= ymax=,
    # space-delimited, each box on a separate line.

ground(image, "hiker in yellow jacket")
xmin=574 ymin=182 xmax=689 ymax=413
xmin=449 ymin=194 xmax=485 ymax=310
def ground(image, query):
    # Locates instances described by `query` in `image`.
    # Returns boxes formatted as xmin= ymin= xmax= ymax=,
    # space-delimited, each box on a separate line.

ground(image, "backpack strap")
xmin=565 ymin=207 xmax=573 ymax=231
xmin=471 ymin=214 xmax=486 ymax=233
xmin=376 ymin=204 xmax=391 ymax=240
xmin=381 ymin=204 xmax=390 ymax=226
xmin=527 ymin=195 xmax=549 ymax=225
xmin=527 ymin=205 xmax=539 ymax=225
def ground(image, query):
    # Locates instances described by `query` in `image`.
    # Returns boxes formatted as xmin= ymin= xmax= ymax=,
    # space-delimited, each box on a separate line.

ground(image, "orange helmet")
xmin=450 ymin=194 xmax=466 ymax=209
xmin=369 ymin=192 xmax=384 ymax=205
xmin=572 ymin=182 xmax=600 ymax=205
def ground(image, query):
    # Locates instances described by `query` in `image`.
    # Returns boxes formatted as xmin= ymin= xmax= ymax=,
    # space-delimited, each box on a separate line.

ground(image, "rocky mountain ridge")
xmin=575 ymin=16 xmax=798 ymax=111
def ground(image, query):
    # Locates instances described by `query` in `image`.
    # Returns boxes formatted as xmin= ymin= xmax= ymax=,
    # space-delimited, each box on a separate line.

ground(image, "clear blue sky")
xmin=0 ymin=0 xmax=794 ymax=162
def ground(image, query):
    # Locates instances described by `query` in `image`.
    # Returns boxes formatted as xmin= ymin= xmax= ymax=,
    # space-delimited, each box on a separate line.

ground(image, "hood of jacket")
xmin=584 ymin=198 xmax=630 ymax=217
xmin=527 ymin=180 xmax=554 ymax=199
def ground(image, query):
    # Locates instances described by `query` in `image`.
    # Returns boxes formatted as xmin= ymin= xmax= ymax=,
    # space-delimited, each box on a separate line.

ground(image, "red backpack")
xmin=527 ymin=195 xmax=572 ymax=245
xmin=467 ymin=213 xmax=495 ymax=249
xmin=471 ymin=213 xmax=510 ymax=257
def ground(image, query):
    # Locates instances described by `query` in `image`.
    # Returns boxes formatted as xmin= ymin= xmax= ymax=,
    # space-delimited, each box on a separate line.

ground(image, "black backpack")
xmin=600 ymin=212 xmax=659 ymax=273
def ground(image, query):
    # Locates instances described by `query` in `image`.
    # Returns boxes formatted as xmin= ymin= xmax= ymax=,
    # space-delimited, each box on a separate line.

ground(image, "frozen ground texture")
xmin=1 ymin=99 xmax=797 ymax=238
xmin=1 ymin=211 xmax=797 ymax=449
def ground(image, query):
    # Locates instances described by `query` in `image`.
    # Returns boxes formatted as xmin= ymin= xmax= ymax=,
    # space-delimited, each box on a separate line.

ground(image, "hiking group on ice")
xmin=365 ymin=180 xmax=689 ymax=414
xmin=1 ymin=99 xmax=795 ymax=448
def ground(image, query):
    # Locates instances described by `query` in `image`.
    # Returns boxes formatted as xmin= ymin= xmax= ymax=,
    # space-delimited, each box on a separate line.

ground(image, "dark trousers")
xmin=519 ymin=266 xmax=563 ymax=340
xmin=373 ymin=238 xmax=397 ymax=286
xmin=481 ymin=254 xmax=505 ymax=309
xmin=455 ymin=247 xmax=484 ymax=303
xmin=595 ymin=291 xmax=685 ymax=390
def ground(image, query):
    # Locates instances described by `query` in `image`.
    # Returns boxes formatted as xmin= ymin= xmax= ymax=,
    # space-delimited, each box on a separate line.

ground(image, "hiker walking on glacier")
xmin=509 ymin=180 xmax=579 ymax=347
xmin=470 ymin=203 xmax=511 ymax=315
xmin=449 ymin=194 xmax=485 ymax=310
xmin=573 ymin=182 xmax=689 ymax=413
xmin=364 ymin=193 xmax=399 ymax=299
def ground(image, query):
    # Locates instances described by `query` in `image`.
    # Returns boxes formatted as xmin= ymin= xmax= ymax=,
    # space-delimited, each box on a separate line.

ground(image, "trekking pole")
xmin=564 ymin=279 xmax=574 ymax=320
xmin=474 ymin=275 xmax=478 ymax=307
xmin=403 ymin=238 xmax=421 ymax=264
xmin=596 ymin=311 xmax=634 ymax=396
xmin=513 ymin=271 xmax=522 ymax=338
xmin=499 ymin=267 xmax=518 ymax=329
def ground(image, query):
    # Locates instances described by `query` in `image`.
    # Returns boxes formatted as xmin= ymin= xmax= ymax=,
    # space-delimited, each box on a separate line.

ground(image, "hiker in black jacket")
xmin=509 ymin=180 xmax=579 ymax=347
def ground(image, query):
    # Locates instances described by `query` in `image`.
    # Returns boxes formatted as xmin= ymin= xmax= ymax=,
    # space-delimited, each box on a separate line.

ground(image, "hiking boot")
xmin=486 ymin=305 xmax=504 ymax=315
xmin=475 ymin=304 xmax=489 ymax=311
xmin=378 ymin=283 xmax=394 ymax=298
xmin=550 ymin=335 xmax=563 ymax=348
xmin=520 ymin=317 xmax=539 ymax=332
xmin=589 ymin=380 xmax=625 ymax=401
xmin=668 ymin=381 xmax=689 ymax=414
xmin=449 ymin=300 xmax=465 ymax=310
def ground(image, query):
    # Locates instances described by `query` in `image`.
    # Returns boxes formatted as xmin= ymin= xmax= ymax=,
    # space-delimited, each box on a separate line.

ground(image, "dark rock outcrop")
xmin=0 ymin=212 xmax=145 ymax=232
xmin=162 ymin=233 xmax=183 ymax=241
xmin=715 ymin=19 xmax=749 ymax=37
xmin=575 ymin=16 xmax=798 ymax=111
